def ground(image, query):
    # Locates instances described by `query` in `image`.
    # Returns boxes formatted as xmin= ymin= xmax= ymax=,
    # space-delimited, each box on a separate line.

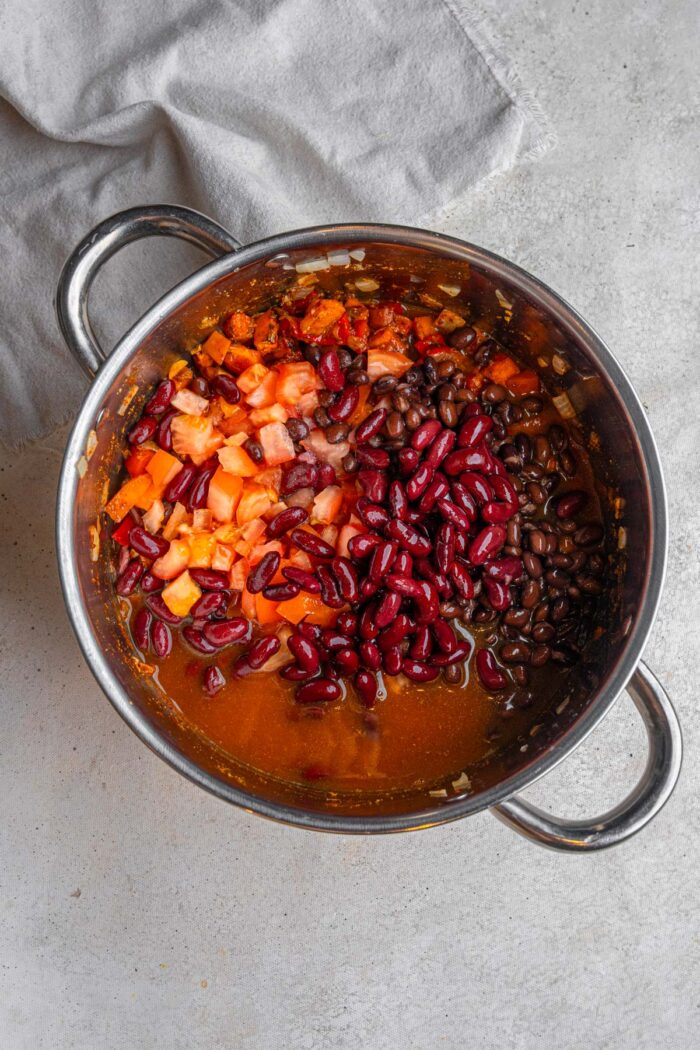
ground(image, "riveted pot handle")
xmin=492 ymin=662 xmax=682 ymax=851
xmin=55 ymin=205 xmax=242 ymax=378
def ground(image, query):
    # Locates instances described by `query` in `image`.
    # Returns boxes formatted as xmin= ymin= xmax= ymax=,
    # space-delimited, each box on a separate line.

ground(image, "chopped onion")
xmin=295 ymin=257 xmax=330 ymax=273
xmin=88 ymin=524 xmax=100 ymax=562
xmin=552 ymin=353 xmax=570 ymax=375
xmin=618 ymin=527 xmax=628 ymax=550
xmin=495 ymin=288 xmax=513 ymax=310
xmin=553 ymin=392 xmax=576 ymax=419
xmin=327 ymin=250 xmax=351 ymax=266
xmin=438 ymin=283 xmax=461 ymax=298
xmin=355 ymin=277 xmax=380 ymax=292
xmin=349 ymin=248 xmax=366 ymax=261
xmin=451 ymin=772 xmax=471 ymax=792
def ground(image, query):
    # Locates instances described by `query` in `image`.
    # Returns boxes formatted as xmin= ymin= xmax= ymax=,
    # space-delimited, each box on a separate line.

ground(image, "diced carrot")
xmin=207 ymin=467 xmax=243 ymax=523
xmin=168 ymin=359 xmax=190 ymax=381
xmin=367 ymin=348 xmax=413 ymax=380
xmin=275 ymin=362 xmax=318 ymax=405
xmin=276 ymin=592 xmax=338 ymax=627
xmin=253 ymin=310 xmax=279 ymax=353
xmin=312 ymin=485 xmax=343 ymax=525
xmin=229 ymin=558 xmax=250 ymax=591
xmin=241 ymin=586 xmax=257 ymax=620
xmin=506 ymin=369 xmax=541 ymax=396
xmin=222 ymin=311 xmax=254 ymax=344
xmin=125 ymin=446 xmax=155 ymax=477
xmin=211 ymin=543 xmax=235 ymax=573
xmin=255 ymin=592 xmax=282 ymax=625
xmin=435 ymin=308 xmax=466 ymax=334
xmin=161 ymin=570 xmax=202 ymax=618
xmin=170 ymin=415 xmax=224 ymax=465
xmin=236 ymin=484 xmax=273 ymax=525
xmin=237 ymin=363 xmax=270 ymax=393
xmin=105 ymin=474 xmax=152 ymax=522
xmin=217 ymin=445 xmax=260 ymax=477
xmin=484 ymin=354 xmax=520 ymax=385
xmin=162 ymin=502 xmax=190 ymax=541
xmin=146 ymin=449 xmax=183 ymax=492
xmin=413 ymin=315 xmax=438 ymax=341
xmin=299 ymin=299 xmax=345 ymax=340
xmin=202 ymin=330 xmax=232 ymax=365
xmin=152 ymin=539 xmax=190 ymax=580
xmin=245 ymin=370 xmax=278 ymax=409
xmin=249 ymin=403 xmax=288 ymax=428
xmin=258 ymin=422 xmax=295 ymax=466
xmin=188 ymin=532 xmax=216 ymax=569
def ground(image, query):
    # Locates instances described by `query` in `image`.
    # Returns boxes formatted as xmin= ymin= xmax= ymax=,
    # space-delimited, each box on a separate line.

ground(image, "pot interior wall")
xmin=69 ymin=238 xmax=649 ymax=819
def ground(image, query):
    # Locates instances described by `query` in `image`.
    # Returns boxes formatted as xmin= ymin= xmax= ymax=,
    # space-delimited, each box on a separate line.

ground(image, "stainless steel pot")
xmin=55 ymin=205 xmax=682 ymax=850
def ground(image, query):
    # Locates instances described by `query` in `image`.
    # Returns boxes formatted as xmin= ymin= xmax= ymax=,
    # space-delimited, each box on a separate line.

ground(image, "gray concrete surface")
xmin=1 ymin=0 xmax=698 ymax=1046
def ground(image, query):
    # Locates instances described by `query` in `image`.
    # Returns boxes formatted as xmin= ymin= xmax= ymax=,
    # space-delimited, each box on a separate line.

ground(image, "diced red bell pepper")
xmin=111 ymin=516 xmax=135 ymax=546
xmin=124 ymin=446 xmax=155 ymax=477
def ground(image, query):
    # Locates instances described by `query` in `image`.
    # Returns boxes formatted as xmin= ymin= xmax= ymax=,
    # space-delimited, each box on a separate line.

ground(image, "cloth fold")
xmin=0 ymin=0 xmax=552 ymax=445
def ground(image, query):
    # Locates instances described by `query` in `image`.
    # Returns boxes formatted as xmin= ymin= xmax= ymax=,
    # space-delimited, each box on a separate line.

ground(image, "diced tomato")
xmin=241 ymin=518 xmax=267 ymax=544
xmin=506 ymin=369 xmax=541 ymax=396
xmin=171 ymin=388 xmax=209 ymax=416
xmin=278 ymin=314 xmax=302 ymax=340
xmin=192 ymin=508 xmax=212 ymax=531
xmin=296 ymin=390 xmax=320 ymax=417
xmin=249 ymin=540 xmax=285 ymax=565
xmin=413 ymin=315 xmax=437 ymax=341
xmin=222 ymin=311 xmax=254 ymax=344
xmin=240 ymin=586 xmax=257 ymax=619
xmin=217 ymin=445 xmax=260 ymax=477
xmin=229 ymin=558 xmax=250 ymax=591
xmin=237 ymin=363 xmax=270 ymax=393
xmin=146 ymin=449 xmax=183 ymax=493
xmin=111 ymin=516 xmax=135 ymax=546
xmin=207 ymin=467 xmax=243 ymax=523
xmin=367 ymin=348 xmax=413 ymax=380
xmin=202 ymin=330 xmax=232 ymax=365
xmin=223 ymin=344 xmax=262 ymax=374
xmin=330 ymin=313 xmax=351 ymax=346
xmin=484 ymin=354 xmax=520 ymax=385
xmin=162 ymin=502 xmax=190 ymax=541
xmin=161 ymin=570 xmax=201 ymax=618
xmin=369 ymin=302 xmax=403 ymax=329
xmin=152 ymin=539 xmax=190 ymax=580
xmin=125 ymin=446 xmax=155 ymax=477
xmin=170 ymin=415 xmax=224 ymax=465
xmin=236 ymin=484 xmax=273 ymax=525
xmin=301 ymin=429 xmax=349 ymax=471
xmin=188 ymin=532 xmax=216 ymax=568
xmin=249 ymin=403 xmax=288 ymax=428
xmin=321 ymin=524 xmax=338 ymax=547
xmin=105 ymin=474 xmax=152 ymax=523
xmin=348 ymin=316 xmax=369 ymax=352
xmin=347 ymin=384 xmax=371 ymax=426
xmin=312 ymin=485 xmax=343 ymax=525
xmin=255 ymin=466 xmax=283 ymax=498
xmin=253 ymin=310 xmax=279 ymax=353
xmin=275 ymin=362 xmax=318 ymax=405
xmin=258 ymin=422 xmax=295 ymax=466
xmin=289 ymin=548 xmax=313 ymax=571
xmin=276 ymin=592 xmax=339 ymax=627
xmin=245 ymin=370 xmax=277 ymax=409
xmin=414 ymin=335 xmax=447 ymax=355
xmin=337 ymin=522 xmax=365 ymax=558
xmin=211 ymin=543 xmax=234 ymax=573
xmin=299 ymin=299 xmax=346 ymax=341
xmin=142 ymin=499 xmax=165 ymax=534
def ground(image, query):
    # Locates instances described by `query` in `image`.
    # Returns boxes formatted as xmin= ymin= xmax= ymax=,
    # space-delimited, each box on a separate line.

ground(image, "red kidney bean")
xmin=356 ymin=446 xmax=391 ymax=469
xmin=383 ymin=646 xmax=403 ymax=675
xmin=377 ymin=613 xmax=415 ymax=649
xmin=140 ymin=571 xmax=164 ymax=594
xmin=128 ymin=415 xmax=157 ymax=446
xmin=146 ymin=593 xmax=183 ymax=624
xmin=411 ymin=420 xmax=442 ymax=451
xmin=188 ymin=464 xmax=217 ymax=511
xmin=462 ymin=402 xmax=482 ymax=418
xmin=476 ymin=649 xmax=508 ymax=689
xmin=355 ymin=408 xmax=388 ymax=444
xmin=291 ymin=528 xmax=336 ymax=559
xmin=296 ymin=623 xmax=323 ymax=644
xmin=116 ymin=557 xmax=144 ymax=596
xmin=246 ymin=635 xmax=281 ymax=669
xmin=483 ymin=577 xmax=511 ymax=611
xmin=490 ymin=474 xmax=518 ymax=509
xmin=203 ymin=617 xmax=252 ymax=647
xmin=132 ymin=607 xmax=152 ymax=651
xmin=355 ymin=498 xmax=391 ymax=531
xmin=333 ymin=612 xmax=355 ymax=635
xmin=296 ymin=678 xmax=342 ymax=704
xmin=191 ymin=591 xmax=227 ymax=619
xmin=468 ymin=524 xmax=507 ymax=565
xmin=267 ymin=507 xmax=308 ymax=538
xmin=347 ymin=533 xmax=382 ymax=560
xmin=282 ymin=461 xmax=320 ymax=495
xmin=459 ymin=472 xmax=493 ymax=505
xmin=369 ymin=541 xmax=398 ymax=582
xmin=129 ymin=526 xmax=170 ymax=560
xmin=151 ymin=619 xmax=172 ymax=658
xmin=331 ymin=557 xmax=359 ymax=602
xmin=247 ymin=551 xmax=281 ymax=594
xmin=163 ymin=462 xmax=196 ymax=503
xmin=406 ymin=463 xmax=434 ymax=501
xmin=397 ymin=447 xmax=419 ymax=475
xmin=359 ymin=640 xmax=381 ymax=671
xmin=320 ymin=631 xmax=353 ymax=653
xmin=318 ymin=349 xmax=345 ymax=392
xmin=431 ymin=641 xmax=471 ymax=666
xmin=402 ymin=659 xmax=439 ymax=683
xmin=375 ymin=591 xmax=403 ymax=629
xmin=183 ymin=625 xmax=219 ymax=654
xmin=359 ymin=469 xmax=388 ymax=503
xmin=432 ymin=618 xmax=457 ymax=654
xmin=317 ymin=565 xmax=344 ymax=608
xmin=317 ymin=462 xmax=338 ymax=489
xmin=436 ymin=498 xmax=473 ymax=532
xmin=388 ymin=480 xmax=409 ymax=520
xmin=280 ymin=663 xmax=316 ymax=681
xmin=189 ymin=568 xmax=230 ymax=591
xmin=386 ymin=519 xmax=432 ymax=556
xmin=393 ymin=551 xmax=413 ymax=575
xmin=457 ymin=414 xmax=492 ymax=448
xmin=328 ymin=385 xmax=359 ymax=422
xmin=145 ymin=379 xmax=176 ymax=416
xmin=454 ymin=532 xmax=467 ymax=556
xmin=483 ymin=556 xmax=523 ymax=583
xmin=443 ymin=447 xmax=489 ymax=475
xmin=282 ymin=566 xmax=321 ymax=594
xmin=203 ymin=665 xmax=226 ymax=696
xmin=387 ymin=575 xmax=438 ymax=623
xmin=358 ymin=577 xmax=375 ymax=597
xmin=263 ymin=582 xmax=300 ymax=601
xmin=211 ymin=373 xmax=241 ymax=404
xmin=335 ymin=648 xmax=359 ymax=673
xmin=415 ymin=558 xmax=453 ymax=598
xmin=410 ymin=624 xmax=433 ymax=660
xmin=231 ymin=655 xmax=255 ymax=678
xmin=482 ymin=501 xmax=516 ymax=524
xmin=288 ymin=635 xmax=320 ymax=673
xmin=556 ymin=490 xmax=589 ymax=519
xmin=423 ymin=428 xmax=457 ymax=469
xmin=419 ymin=474 xmax=450 ymax=513
xmin=355 ymin=670 xmax=378 ymax=708
xmin=435 ymin=522 xmax=456 ymax=575
xmin=156 ymin=407 xmax=178 ymax=452
xmin=450 ymin=559 xmax=475 ymax=599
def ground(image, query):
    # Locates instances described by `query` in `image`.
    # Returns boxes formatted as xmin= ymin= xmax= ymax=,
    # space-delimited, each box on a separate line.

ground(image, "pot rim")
xmin=56 ymin=221 xmax=667 ymax=833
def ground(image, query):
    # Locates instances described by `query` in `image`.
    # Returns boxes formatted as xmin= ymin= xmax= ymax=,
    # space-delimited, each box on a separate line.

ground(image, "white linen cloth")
xmin=0 ymin=0 xmax=552 ymax=445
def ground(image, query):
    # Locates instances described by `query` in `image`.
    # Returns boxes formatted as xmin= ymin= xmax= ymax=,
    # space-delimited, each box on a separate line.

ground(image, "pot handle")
xmin=55 ymin=205 xmax=242 ymax=378
xmin=492 ymin=662 xmax=682 ymax=851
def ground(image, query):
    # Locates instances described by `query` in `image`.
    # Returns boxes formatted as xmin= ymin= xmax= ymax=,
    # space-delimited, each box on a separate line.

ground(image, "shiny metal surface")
xmin=55 ymin=205 xmax=681 ymax=846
